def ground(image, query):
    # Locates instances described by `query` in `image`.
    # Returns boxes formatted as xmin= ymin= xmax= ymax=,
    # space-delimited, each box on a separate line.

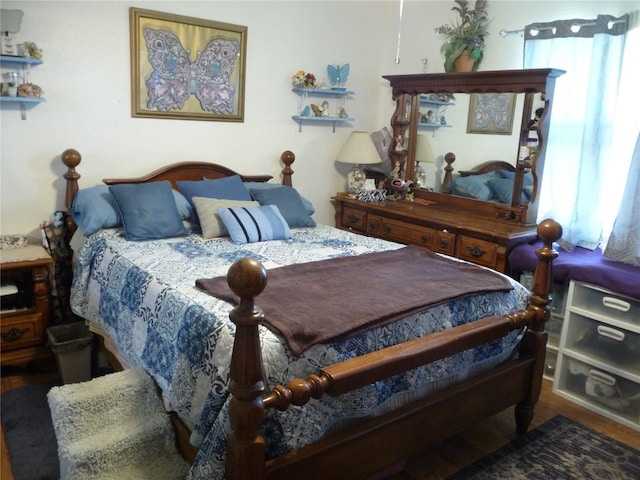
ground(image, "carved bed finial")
xmin=281 ymin=150 xmax=295 ymax=186
xmin=441 ymin=152 xmax=456 ymax=193
xmin=61 ymin=148 xmax=82 ymax=233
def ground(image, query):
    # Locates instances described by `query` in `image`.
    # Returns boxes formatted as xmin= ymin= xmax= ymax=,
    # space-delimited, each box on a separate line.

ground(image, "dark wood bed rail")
xmin=60 ymin=148 xmax=296 ymax=233
xmin=225 ymin=218 xmax=561 ymax=480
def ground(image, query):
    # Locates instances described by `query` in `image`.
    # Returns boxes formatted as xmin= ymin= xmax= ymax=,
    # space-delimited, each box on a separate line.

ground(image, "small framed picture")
xmin=467 ymin=93 xmax=516 ymax=135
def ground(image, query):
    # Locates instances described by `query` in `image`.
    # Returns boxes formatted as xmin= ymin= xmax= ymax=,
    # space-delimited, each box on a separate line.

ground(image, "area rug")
xmin=447 ymin=415 xmax=640 ymax=479
xmin=1 ymin=382 xmax=61 ymax=480
xmin=47 ymin=368 xmax=189 ymax=480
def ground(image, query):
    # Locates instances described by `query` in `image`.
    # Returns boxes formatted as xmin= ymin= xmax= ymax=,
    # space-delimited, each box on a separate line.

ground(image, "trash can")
xmin=47 ymin=322 xmax=93 ymax=384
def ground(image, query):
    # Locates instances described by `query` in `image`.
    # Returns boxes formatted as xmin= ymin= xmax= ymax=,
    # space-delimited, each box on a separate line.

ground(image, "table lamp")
xmin=335 ymin=131 xmax=381 ymax=195
xmin=415 ymin=134 xmax=437 ymax=190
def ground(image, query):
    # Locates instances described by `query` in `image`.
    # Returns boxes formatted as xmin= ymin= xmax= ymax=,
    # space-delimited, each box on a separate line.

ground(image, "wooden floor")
xmin=1 ymin=367 xmax=639 ymax=480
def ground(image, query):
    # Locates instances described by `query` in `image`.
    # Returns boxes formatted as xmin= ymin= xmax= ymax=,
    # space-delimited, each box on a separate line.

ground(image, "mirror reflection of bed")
xmin=422 ymin=92 xmax=546 ymax=207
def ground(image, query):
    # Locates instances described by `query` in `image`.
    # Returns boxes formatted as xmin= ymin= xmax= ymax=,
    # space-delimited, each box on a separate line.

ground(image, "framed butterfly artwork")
xmin=130 ymin=8 xmax=247 ymax=122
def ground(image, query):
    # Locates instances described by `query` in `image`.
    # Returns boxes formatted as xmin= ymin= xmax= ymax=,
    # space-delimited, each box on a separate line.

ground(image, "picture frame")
xmin=466 ymin=93 xmax=516 ymax=135
xmin=130 ymin=8 xmax=247 ymax=122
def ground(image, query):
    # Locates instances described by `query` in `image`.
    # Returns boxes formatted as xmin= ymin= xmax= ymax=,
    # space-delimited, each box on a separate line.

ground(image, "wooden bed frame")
xmin=60 ymin=148 xmax=561 ymax=480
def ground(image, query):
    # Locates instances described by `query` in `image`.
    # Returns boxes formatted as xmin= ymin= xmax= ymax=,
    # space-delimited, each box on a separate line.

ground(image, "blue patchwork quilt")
xmin=70 ymin=224 xmax=530 ymax=479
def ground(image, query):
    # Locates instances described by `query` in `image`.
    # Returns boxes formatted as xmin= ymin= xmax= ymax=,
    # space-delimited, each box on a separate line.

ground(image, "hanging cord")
xmin=395 ymin=0 xmax=404 ymax=64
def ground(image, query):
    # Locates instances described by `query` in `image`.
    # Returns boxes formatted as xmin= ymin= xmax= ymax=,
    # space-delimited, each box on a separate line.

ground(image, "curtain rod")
xmin=500 ymin=17 xmax=626 ymax=38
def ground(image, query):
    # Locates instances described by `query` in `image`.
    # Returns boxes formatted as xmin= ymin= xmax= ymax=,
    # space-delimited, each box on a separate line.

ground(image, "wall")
xmin=1 ymin=0 xmax=635 ymax=240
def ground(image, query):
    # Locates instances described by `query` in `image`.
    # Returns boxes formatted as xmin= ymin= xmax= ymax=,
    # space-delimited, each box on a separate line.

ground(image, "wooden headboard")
xmin=60 ymin=148 xmax=296 ymax=234
xmin=458 ymin=160 xmax=516 ymax=177
xmin=440 ymin=154 xmax=516 ymax=193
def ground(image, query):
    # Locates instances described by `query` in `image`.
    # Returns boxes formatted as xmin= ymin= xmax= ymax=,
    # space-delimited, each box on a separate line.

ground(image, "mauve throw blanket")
xmin=196 ymin=246 xmax=513 ymax=355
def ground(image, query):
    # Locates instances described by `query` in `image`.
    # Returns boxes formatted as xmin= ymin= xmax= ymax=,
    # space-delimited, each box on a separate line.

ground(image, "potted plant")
xmin=434 ymin=0 xmax=490 ymax=72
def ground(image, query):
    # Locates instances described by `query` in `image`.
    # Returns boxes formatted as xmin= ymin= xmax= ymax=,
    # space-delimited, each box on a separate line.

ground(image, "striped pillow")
xmin=217 ymin=205 xmax=292 ymax=244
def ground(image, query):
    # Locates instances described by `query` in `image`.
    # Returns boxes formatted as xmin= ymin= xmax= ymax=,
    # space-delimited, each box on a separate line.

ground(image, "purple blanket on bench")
xmin=509 ymin=243 xmax=640 ymax=299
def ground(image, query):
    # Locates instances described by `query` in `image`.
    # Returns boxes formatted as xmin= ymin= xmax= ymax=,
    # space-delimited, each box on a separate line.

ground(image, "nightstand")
xmin=1 ymin=245 xmax=54 ymax=367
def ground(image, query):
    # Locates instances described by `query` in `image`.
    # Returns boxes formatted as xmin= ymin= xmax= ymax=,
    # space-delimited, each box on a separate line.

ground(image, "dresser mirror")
xmin=383 ymin=69 xmax=565 ymax=226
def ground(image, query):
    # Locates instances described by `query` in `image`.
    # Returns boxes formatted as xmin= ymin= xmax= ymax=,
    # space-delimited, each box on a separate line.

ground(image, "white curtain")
xmin=604 ymin=132 xmax=640 ymax=265
xmin=523 ymin=14 xmax=640 ymax=252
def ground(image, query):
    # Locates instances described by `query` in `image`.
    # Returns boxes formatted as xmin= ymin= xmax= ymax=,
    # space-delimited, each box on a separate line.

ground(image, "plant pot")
xmin=454 ymin=50 xmax=475 ymax=72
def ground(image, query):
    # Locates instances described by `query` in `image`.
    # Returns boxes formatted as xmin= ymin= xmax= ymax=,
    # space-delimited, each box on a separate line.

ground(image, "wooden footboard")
xmin=225 ymin=219 xmax=561 ymax=480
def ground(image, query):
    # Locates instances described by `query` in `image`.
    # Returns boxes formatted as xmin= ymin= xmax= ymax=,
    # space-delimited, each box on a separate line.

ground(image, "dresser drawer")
xmin=434 ymin=230 xmax=456 ymax=256
xmin=1 ymin=312 xmax=43 ymax=351
xmin=554 ymin=355 xmax=640 ymax=429
xmin=563 ymin=312 xmax=640 ymax=377
xmin=456 ymin=236 xmax=498 ymax=268
xmin=366 ymin=215 xmax=456 ymax=254
xmin=368 ymin=215 xmax=433 ymax=247
xmin=340 ymin=206 xmax=367 ymax=232
xmin=569 ymin=282 xmax=639 ymax=330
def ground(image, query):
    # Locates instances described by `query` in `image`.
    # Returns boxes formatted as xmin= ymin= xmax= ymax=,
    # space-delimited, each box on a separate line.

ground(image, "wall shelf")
xmin=0 ymin=96 xmax=45 ymax=104
xmin=419 ymin=95 xmax=454 ymax=131
xmin=292 ymin=87 xmax=354 ymax=132
xmin=1 ymin=55 xmax=45 ymax=120
xmin=0 ymin=55 xmax=43 ymax=65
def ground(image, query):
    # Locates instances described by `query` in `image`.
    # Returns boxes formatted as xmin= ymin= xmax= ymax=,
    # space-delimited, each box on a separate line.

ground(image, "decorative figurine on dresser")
xmin=1 ymin=242 xmax=54 ymax=367
xmin=333 ymin=68 xmax=565 ymax=274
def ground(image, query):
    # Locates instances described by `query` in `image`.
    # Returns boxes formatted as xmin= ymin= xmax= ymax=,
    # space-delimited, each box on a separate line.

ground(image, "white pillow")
xmin=192 ymin=197 xmax=258 ymax=239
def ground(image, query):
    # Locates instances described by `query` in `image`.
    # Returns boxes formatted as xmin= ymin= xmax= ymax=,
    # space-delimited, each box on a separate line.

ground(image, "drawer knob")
xmin=420 ymin=234 xmax=429 ymax=244
xmin=346 ymin=214 xmax=359 ymax=225
xmin=1 ymin=326 xmax=30 ymax=342
xmin=439 ymin=239 xmax=449 ymax=249
xmin=384 ymin=225 xmax=392 ymax=234
xmin=467 ymin=245 xmax=486 ymax=258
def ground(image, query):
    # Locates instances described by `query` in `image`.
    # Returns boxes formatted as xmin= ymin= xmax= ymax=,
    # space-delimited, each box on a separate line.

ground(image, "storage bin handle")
xmin=588 ymin=369 xmax=616 ymax=386
xmin=602 ymin=296 xmax=630 ymax=312
xmin=596 ymin=325 xmax=625 ymax=342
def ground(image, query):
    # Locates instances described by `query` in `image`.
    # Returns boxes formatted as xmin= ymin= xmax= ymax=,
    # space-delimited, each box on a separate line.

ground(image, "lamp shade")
xmin=415 ymin=134 xmax=436 ymax=164
xmin=336 ymin=131 xmax=381 ymax=194
xmin=415 ymin=135 xmax=438 ymax=190
xmin=335 ymin=131 xmax=381 ymax=165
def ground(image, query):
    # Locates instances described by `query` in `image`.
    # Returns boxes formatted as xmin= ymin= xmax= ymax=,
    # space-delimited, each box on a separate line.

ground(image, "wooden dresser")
xmin=333 ymin=195 xmax=537 ymax=274
xmin=1 ymin=245 xmax=53 ymax=367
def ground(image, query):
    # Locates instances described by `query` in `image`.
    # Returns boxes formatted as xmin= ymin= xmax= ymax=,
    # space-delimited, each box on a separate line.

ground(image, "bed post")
xmin=226 ymin=258 xmax=270 ymax=480
xmin=515 ymin=218 xmax=562 ymax=434
xmin=280 ymin=150 xmax=294 ymax=187
xmin=61 ymin=148 xmax=81 ymax=234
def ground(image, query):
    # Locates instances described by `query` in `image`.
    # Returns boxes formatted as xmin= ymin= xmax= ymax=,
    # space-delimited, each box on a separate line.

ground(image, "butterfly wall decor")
xmin=327 ymin=63 xmax=350 ymax=88
xmin=143 ymin=27 xmax=240 ymax=114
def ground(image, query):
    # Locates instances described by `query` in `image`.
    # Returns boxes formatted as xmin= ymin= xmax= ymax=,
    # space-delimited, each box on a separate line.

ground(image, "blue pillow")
xmin=173 ymin=190 xmax=195 ymax=220
xmin=244 ymin=182 xmax=315 ymax=215
xmin=217 ymin=205 xmax=292 ymax=244
xmin=177 ymin=176 xmax=252 ymax=205
xmin=71 ymin=185 xmax=193 ymax=236
xmin=71 ymin=185 xmax=121 ymax=236
xmin=500 ymin=170 xmax=534 ymax=186
xmin=487 ymin=177 xmax=528 ymax=204
xmin=451 ymin=172 xmax=497 ymax=201
xmin=109 ymin=181 xmax=188 ymax=241
xmin=249 ymin=186 xmax=316 ymax=227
